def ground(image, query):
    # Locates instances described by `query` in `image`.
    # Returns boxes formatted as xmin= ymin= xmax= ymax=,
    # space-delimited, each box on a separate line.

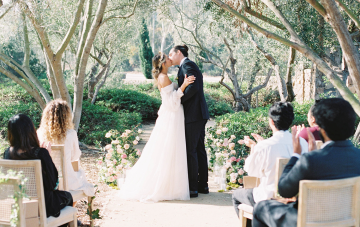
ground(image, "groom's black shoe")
xmin=198 ymin=187 xmax=209 ymax=194
xmin=190 ymin=191 xmax=198 ymax=198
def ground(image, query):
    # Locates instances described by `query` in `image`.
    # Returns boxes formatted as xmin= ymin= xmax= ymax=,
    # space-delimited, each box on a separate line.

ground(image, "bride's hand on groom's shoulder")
xmin=183 ymin=74 xmax=196 ymax=87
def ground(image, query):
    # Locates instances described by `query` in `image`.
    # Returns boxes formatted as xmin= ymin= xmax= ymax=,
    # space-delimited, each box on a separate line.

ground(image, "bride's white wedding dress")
xmin=118 ymin=82 xmax=190 ymax=202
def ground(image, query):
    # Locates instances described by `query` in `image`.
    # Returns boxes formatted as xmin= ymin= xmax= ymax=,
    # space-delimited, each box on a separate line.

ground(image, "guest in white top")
xmin=232 ymin=102 xmax=308 ymax=217
xmin=37 ymin=99 xmax=94 ymax=197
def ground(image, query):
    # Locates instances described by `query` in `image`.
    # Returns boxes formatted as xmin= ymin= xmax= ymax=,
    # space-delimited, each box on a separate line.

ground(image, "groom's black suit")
xmin=177 ymin=58 xmax=210 ymax=192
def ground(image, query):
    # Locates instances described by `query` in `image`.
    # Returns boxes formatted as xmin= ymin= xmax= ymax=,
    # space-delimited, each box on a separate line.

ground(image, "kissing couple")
xmin=119 ymin=45 xmax=210 ymax=202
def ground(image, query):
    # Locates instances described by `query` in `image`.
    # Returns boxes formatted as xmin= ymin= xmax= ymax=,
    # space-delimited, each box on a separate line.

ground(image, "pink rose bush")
xmin=205 ymin=121 xmax=249 ymax=186
xmin=97 ymin=126 xmax=142 ymax=186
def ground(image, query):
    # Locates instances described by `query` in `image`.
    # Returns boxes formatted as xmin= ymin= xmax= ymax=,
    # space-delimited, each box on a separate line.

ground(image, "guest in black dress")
xmin=3 ymin=114 xmax=73 ymax=219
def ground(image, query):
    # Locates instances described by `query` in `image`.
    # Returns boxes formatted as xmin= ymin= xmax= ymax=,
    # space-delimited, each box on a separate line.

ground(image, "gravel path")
xmin=98 ymin=120 xmax=240 ymax=227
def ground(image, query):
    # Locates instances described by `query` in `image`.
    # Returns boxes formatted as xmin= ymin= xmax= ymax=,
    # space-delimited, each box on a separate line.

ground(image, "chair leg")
xmin=69 ymin=213 xmax=78 ymax=227
xmin=239 ymin=210 xmax=247 ymax=227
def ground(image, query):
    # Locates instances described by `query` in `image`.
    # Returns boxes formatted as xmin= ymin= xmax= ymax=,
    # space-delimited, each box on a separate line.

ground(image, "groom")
xmin=169 ymin=45 xmax=210 ymax=198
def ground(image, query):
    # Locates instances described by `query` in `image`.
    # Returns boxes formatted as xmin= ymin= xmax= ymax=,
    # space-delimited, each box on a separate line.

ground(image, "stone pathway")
xmin=99 ymin=120 xmax=239 ymax=227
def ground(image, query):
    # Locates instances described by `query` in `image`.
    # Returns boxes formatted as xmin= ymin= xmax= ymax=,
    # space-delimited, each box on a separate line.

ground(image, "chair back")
xmin=0 ymin=177 xmax=25 ymax=227
xmin=243 ymin=176 xmax=260 ymax=189
xmin=315 ymin=140 xmax=323 ymax=150
xmin=297 ymin=176 xmax=360 ymax=227
xmin=274 ymin=157 xmax=290 ymax=198
xmin=49 ymin=145 xmax=68 ymax=191
xmin=0 ymin=159 xmax=47 ymax=226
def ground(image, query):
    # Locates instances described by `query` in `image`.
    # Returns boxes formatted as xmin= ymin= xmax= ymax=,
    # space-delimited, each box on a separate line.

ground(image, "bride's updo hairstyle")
xmin=172 ymin=44 xmax=189 ymax=57
xmin=152 ymin=52 xmax=166 ymax=83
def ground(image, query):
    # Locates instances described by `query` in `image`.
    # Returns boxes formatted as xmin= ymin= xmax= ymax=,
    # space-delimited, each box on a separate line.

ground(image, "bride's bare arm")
xmin=158 ymin=74 xmax=172 ymax=90
xmin=180 ymin=75 xmax=195 ymax=92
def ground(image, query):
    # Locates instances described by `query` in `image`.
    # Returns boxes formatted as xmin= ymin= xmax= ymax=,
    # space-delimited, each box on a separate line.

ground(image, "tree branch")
xmin=244 ymin=68 xmax=273 ymax=97
xmin=101 ymin=0 xmax=139 ymax=25
xmin=334 ymin=0 xmax=360 ymax=30
xmin=56 ymin=0 xmax=86 ymax=56
xmin=0 ymin=0 xmax=16 ymax=20
xmin=305 ymin=0 xmax=327 ymax=17
xmin=89 ymin=53 xmax=106 ymax=66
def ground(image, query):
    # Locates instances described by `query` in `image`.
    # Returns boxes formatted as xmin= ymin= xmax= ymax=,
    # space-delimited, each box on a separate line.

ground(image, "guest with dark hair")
xmin=232 ymin=102 xmax=308 ymax=217
xmin=297 ymin=104 xmax=321 ymax=142
xmin=3 ymin=114 xmax=73 ymax=221
xmin=252 ymin=98 xmax=360 ymax=227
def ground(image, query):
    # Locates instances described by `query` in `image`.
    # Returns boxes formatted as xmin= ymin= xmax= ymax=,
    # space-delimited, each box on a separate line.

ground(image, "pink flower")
xmin=105 ymin=144 xmax=112 ymax=150
xmin=231 ymin=179 xmax=236 ymax=183
xmin=136 ymin=150 xmax=142 ymax=156
xmin=230 ymin=157 xmax=236 ymax=162
xmin=108 ymin=176 xmax=115 ymax=182
xmin=112 ymin=140 xmax=120 ymax=144
xmin=238 ymin=178 xmax=243 ymax=184
xmin=231 ymin=135 xmax=236 ymax=139
xmin=222 ymin=127 xmax=228 ymax=132
xmin=97 ymin=160 xmax=103 ymax=165
xmin=106 ymin=153 xmax=112 ymax=159
xmin=116 ymin=164 xmax=123 ymax=170
xmin=105 ymin=132 xmax=111 ymax=138
xmin=125 ymin=130 xmax=131 ymax=134
xmin=124 ymin=144 xmax=130 ymax=150
xmin=237 ymin=140 xmax=244 ymax=145
xmin=236 ymin=158 xmax=241 ymax=162
xmin=114 ymin=175 xmax=118 ymax=179
xmin=223 ymin=138 xmax=229 ymax=147
xmin=230 ymin=150 xmax=236 ymax=155
xmin=121 ymin=154 xmax=128 ymax=159
xmin=229 ymin=143 xmax=235 ymax=150
xmin=108 ymin=148 xmax=114 ymax=153
xmin=238 ymin=168 xmax=245 ymax=175
xmin=133 ymin=140 xmax=138 ymax=145
xmin=112 ymin=159 xmax=117 ymax=164
xmin=216 ymin=129 xmax=222 ymax=135
xmin=117 ymin=148 xmax=123 ymax=154
xmin=121 ymin=133 xmax=128 ymax=138
xmin=216 ymin=142 xmax=221 ymax=147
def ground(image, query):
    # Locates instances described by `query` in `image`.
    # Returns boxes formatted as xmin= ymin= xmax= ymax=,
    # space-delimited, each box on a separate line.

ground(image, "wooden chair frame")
xmin=0 ymin=159 xmax=77 ymax=227
xmin=297 ymin=176 xmax=360 ymax=227
xmin=0 ymin=177 xmax=25 ymax=227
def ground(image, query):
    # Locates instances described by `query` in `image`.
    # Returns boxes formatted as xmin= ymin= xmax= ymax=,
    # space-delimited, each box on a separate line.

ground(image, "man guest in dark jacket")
xmin=252 ymin=98 xmax=360 ymax=227
xmin=169 ymin=45 xmax=210 ymax=198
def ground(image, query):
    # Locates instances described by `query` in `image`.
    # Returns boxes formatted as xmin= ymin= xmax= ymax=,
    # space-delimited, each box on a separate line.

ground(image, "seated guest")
xmin=232 ymin=102 xmax=308 ymax=217
xmin=37 ymin=99 xmax=94 ymax=197
xmin=298 ymin=103 xmax=321 ymax=142
xmin=252 ymin=98 xmax=360 ymax=227
xmin=3 ymin=114 xmax=73 ymax=220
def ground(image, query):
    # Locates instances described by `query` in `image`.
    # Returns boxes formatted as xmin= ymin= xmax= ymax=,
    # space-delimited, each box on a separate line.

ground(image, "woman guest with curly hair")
xmin=37 ymin=99 xmax=94 ymax=197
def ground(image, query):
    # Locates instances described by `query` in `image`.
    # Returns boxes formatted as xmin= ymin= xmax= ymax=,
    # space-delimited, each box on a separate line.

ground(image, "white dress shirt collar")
xmin=179 ymin=57 xmax=188 ymax=67
xmin=321 ymin=140 xmax=333 ymax=149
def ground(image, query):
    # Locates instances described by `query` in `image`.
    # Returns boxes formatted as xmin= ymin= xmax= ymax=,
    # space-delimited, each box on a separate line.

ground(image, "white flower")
xmin=108 ymin=148 xmax=114 ymax=153
xmin=216 ymin=129 xmax=222 ymax=135
xmin=121 ymin=133 xmax=128 ymax=138
xmin=125 ymin=130 xmax=131 ymax=134
xmin=230 ymin=150 xmax=236 ymax=155
xmin=231 ymin=135 xmax=236 ymax=139
xmin=229 ymin=143 xmax=235 ymax=150
xmin=222 ymin=127 xmax=228 ymax=132
xmin=105 ymin=144 xmax=112 ymax=150
xmin=215 ymin=153 xmax=222 ymax=158
xmin=106 ymin=153 xmax=112 ymax=159
xmin=105 ymin=132 xmax=111 ymax=138
xmin=216 ymin=142 xmax=221 ymax=147
xmin=108 ymin=176 xmax=115 ymax=182
xmin=136 ymin=136 xmax=140 ymax=141
xmin=112 ymin=140 xmax=120 ymax=144
xmin=133 ymin=140 xmax=138 ymax=145
xmin=117 ymin=148 xmax=123 ymax=154
xmin=124 ymin=144 xmax=130 ymax=149
xmin=138 ymin=129 xmax=142 ymax=133
xmin=116 ymin=164 xmax=123 ymax=170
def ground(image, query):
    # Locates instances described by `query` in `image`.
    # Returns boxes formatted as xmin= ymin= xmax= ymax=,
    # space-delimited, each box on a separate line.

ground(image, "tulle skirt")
xmin=118 ymin=105 xmax=190 ymax=202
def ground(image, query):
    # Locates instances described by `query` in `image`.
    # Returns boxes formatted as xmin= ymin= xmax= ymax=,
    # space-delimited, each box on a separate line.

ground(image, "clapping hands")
xmin=238 ymin=133 xmax=264 ymax=148
xmin=291 ymin=125 xmax=317 ymax=154
xmin=41 ymin=141 xmax=52 ymax=153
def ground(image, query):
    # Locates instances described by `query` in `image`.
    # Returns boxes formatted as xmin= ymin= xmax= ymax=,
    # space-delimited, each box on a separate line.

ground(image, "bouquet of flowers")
xmin=97 ymin=126 xmax=142 ymax=186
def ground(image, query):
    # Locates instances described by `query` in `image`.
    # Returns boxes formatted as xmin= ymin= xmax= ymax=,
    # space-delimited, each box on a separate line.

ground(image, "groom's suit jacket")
xmin=177 ymin=58 xmax=209 ymax=124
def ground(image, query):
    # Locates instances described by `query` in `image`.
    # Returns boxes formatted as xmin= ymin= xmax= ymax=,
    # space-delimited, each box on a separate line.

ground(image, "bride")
xmin=118 ymin=52 xmax=195 ymax=202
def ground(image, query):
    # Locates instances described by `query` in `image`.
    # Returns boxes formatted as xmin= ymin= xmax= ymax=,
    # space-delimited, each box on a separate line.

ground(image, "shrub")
xmin=78 ymin=101 xmax=142 ymax=145
xmin=205 ymin=102 xmax=311 ymax=186
xmin=205 ymin=94 xmax=234 ymax=117
xmin=95 ymin=88 xmax=161 ymax=120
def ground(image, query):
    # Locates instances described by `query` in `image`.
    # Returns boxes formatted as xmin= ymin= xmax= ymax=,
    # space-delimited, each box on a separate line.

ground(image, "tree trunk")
xmin=88 ymin=54 xmax=112 ymax=100
xmin=88 ymin=51 xmax=103 ymax=99
xmin=285 ymin=47 xmax=296 ymax=102
xmin=91 ymin=63 xmax=115 ymax=104
xmin=73 ymin=0 xmax=108 ymax=131
xmin=0 ymin=66 xmax=46 ymax=109
xmin=320 ymin=0 xmax=360 ymax=97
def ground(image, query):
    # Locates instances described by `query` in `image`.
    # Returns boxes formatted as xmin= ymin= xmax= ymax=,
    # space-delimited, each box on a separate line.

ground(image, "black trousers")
xmin=252 ymin=200 xmax=298 ymax=227
xmin=185 ymin=119 xmax=208 ymax=192
xmin=232 ymin=188 xmax=256 ymax=217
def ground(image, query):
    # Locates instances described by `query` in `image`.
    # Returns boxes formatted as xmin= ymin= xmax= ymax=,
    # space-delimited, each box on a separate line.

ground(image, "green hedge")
xmin=78 ymin=101 xmax=142 ymax=145
xmin=95 ymin=88 xmax=161 ymax=120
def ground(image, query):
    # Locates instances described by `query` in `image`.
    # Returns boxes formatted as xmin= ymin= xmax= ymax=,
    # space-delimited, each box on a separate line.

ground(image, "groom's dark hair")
xmin=268 ymin=102 xmax=294 ymax=130
xmin=172 ymin=45 xmax=189 ymax=57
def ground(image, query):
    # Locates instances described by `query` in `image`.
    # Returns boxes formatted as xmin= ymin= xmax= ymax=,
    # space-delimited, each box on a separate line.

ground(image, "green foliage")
xmin=205 ymin=94 xmax=234 ymax=117
xmin=78 ymin=101 xmax=142 ymax=145
xmin=0 ymin=37 xmax=46 ymax=79
xmin=139 ymin=18 xmax=154 ymax=79
xmin=95 ymin=88 xmax=161 ymax=120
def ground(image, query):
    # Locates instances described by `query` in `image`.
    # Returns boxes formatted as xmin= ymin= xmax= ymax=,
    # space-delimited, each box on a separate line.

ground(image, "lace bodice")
xmin=159 ymin=83 xmax=184 ymax=112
